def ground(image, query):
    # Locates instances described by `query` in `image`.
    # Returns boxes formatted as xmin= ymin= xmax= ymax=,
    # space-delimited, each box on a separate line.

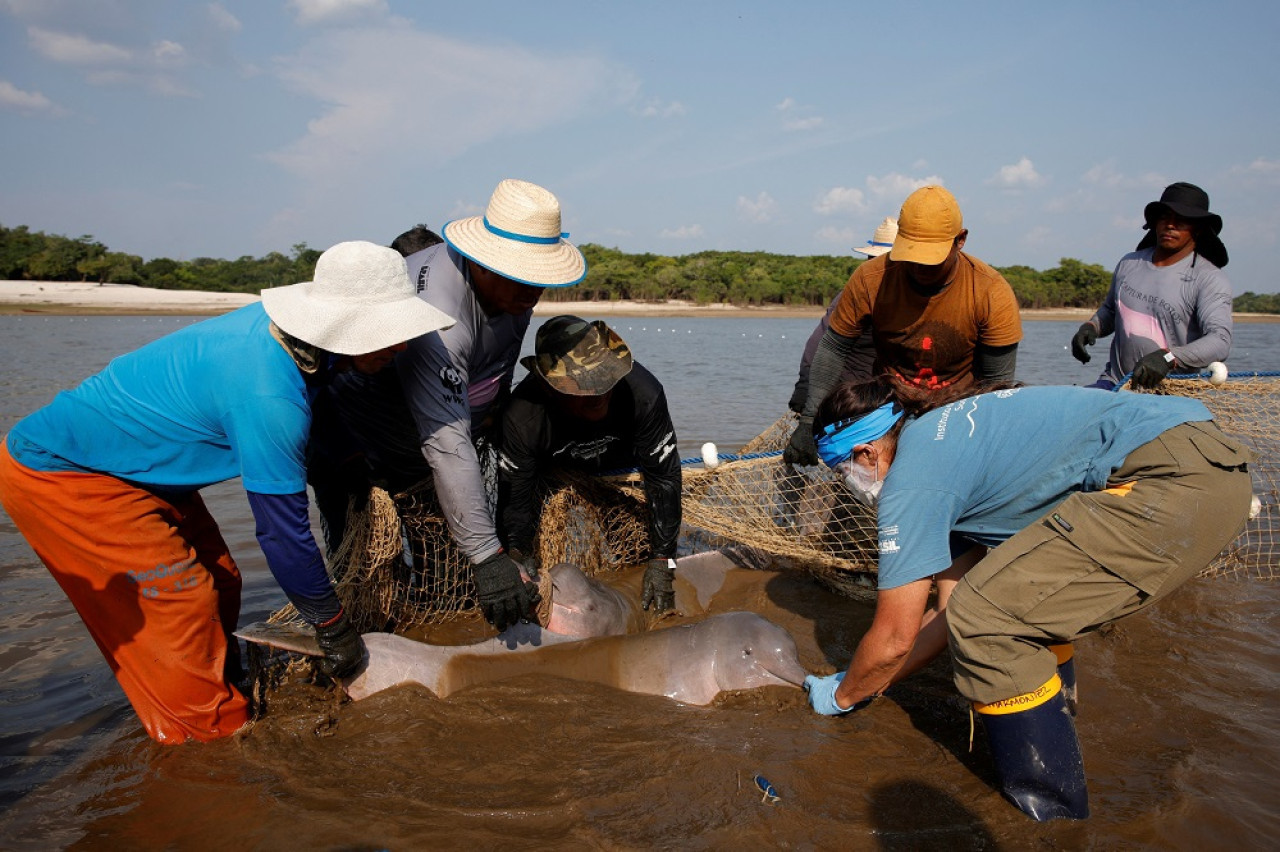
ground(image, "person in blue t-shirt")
xmin=800 ymin=376 xmax=1251 ymax=821
xmin=0 ymin=241 xmax=454 ymax=745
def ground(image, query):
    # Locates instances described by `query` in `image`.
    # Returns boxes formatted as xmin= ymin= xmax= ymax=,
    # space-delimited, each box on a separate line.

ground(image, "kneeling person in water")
xmin=498 ymin=316 xmax=682 ymax=612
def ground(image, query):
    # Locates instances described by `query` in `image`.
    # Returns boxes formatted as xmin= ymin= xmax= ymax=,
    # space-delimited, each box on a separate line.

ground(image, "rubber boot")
xmin=1050 ymin=643 xmax=1078 ymax=716
xmin=975 ymin=674 xmax=1090 ymax=821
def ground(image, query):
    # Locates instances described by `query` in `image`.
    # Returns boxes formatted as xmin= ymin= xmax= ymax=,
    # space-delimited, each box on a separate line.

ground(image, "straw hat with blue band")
xmin=443 ymin=179 xmax=587 ymax=288
xmin=816 ymin=402 xmax=904 ymax=468
xmin=854 ymin=217 xmax=899 ymax=258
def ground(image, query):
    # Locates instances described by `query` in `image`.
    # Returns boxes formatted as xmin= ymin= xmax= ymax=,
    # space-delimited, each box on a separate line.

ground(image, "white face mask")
xmin=836 ymin=455 xmax=881 ymax=507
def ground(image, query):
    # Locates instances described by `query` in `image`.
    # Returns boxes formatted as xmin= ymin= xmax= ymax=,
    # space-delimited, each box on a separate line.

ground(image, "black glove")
xmin=473 ymin=550 xmax=541 ymax=631
xmin=783 ymin=415 xmax=818 ymax=467
xmin=1070 ymin=323 xmax=1098 ymax=364
xmin=1131 ymin=348 xmax=1175 ymax=389
xmin=314 ymin=610 xmax=365 ymax=680
xmin=787 ymin=380 xmax=809 ymax=414
xmin=641 ymin=557 xmax=676 ymax=612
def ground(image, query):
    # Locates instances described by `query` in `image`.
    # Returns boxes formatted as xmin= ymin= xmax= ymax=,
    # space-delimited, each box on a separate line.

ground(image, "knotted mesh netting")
xmin=270 ymin=373 xmax=1279 ymax=632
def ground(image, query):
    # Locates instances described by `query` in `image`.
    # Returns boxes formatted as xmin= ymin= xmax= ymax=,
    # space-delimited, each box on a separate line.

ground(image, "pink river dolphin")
xmin=236 ymin=550 xmax=806 ymax=706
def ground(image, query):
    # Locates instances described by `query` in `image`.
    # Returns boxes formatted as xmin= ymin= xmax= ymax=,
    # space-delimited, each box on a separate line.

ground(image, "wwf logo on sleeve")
xmin=438 ymin=365 xmax=464 ymax=395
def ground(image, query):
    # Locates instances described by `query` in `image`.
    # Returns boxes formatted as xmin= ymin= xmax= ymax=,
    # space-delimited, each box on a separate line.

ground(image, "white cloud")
xmin=814 ymin=186 xmax=866 ymax=216
xmin=28 ymin=26 xmax=132 ymax=64
xmin=1022 ymin=225 xmax=1052 ymax=246
xmin=268 ymin=28 xmax=637 ymax=180
xmin=24 ymin=22 xmax=201 ymax=95
xmin=207 ymin=3 xmax=242 ymax=32
xmin=774 ymin=96 xmax=822 ymax=131
xmin=988 ymin=156 xmax=1044 ymax=189
xmin=815 ymin=224 xmax=857 ymax=246
xmin=152 ymin=40 xmax=186 ymax=65
xmin=1082 ymin=162 xmax=1164 ymax=191
xmin=783 ymin=116 xmax=823 ymax=132
xmin=865 ymin=172 xmax=942 ymax=205
xmin=737 ymin=192 xmax=777 ymax=224
xmin=1083 ymin=162 xmax=1123 ymax=188
xmin=660 ymin=224 xmax=704 ymax=239
xmin=636 ymin=98 xmax=687 ymax=119
xmin=1233 ymin=157 xmax=1280 ymax=185
xmin=0 ymin=79 xmax=61 ymax=113
xmin=288 ymin=0 xmax=388 ymax=26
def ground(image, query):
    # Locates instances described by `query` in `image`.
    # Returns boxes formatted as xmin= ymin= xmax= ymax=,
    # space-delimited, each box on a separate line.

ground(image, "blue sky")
xmin=1 ymin=1 xmax=1277 ymax=293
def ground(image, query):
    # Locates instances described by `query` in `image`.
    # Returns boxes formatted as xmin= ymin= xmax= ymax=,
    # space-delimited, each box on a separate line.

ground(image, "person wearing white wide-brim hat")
xmin=324 ymin=179 xmax=587 ymax=634
xmin=0 ymin=240 xmax=454 ymax=745
xmin=787 ymin=217 xmax=899 ymax=414
xmin=853 ymin=216 xmax=899 ymax=259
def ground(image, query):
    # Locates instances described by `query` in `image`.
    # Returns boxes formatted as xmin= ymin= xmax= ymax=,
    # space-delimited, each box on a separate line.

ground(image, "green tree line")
xmin=3 ymin=223 xmax=1274 ymax=313
xmin=0 ymin=224 xmax=320 ymax=294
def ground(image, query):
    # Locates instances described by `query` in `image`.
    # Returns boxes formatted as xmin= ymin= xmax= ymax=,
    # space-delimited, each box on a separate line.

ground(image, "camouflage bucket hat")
xmin=520 ymin=315 xmax=633 ymax=396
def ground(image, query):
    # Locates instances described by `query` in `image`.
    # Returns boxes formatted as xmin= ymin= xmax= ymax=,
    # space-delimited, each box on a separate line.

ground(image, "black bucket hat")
xmin=1136 ymin=182 xmax=1228 ymax=267
xmin=520 ymin=315 xmax=633 ymax=396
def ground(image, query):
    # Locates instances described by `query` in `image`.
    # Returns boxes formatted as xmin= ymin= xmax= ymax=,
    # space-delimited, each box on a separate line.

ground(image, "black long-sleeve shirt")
xmin=497 ymin=362 xmax=682 ymax=559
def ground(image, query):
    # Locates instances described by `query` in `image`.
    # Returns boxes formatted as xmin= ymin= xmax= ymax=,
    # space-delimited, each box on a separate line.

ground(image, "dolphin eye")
xmin=743 ymin=647 xmax=753 ymax=657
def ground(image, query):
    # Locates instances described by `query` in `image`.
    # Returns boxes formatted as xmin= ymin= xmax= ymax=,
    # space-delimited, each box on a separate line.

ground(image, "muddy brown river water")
xmin=3 ymin=315 xmax=1279 ymax=848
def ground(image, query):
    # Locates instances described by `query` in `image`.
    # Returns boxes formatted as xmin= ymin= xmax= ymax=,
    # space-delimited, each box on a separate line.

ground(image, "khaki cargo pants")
xmin=946 ymin=420 xmax=1252 ymax=705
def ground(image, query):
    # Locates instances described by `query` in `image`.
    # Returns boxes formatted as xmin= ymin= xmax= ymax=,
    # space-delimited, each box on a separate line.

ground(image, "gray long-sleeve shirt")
xmin=1089 ymin=248 xmax=1232 ymax=385
xmin=398 ymin=244 xmax=531 ymax=562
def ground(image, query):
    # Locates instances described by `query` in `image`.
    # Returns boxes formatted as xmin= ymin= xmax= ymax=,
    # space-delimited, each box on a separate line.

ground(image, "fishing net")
xmin=1132 ymin=373 xmax=1280 ymax=581
xmin=270 ymin=372 xmax=1279 ymax=632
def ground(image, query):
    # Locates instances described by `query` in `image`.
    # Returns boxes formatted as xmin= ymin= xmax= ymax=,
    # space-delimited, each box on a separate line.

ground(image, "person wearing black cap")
xmin=497 ymin=316 xmax=683 ymax=613
xmin=1071 ymin=182 xmax=1232 ymax=388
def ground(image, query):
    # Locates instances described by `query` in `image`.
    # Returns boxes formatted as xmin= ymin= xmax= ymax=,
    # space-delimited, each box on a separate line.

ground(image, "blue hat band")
xmin=483 ymin=216 xmax=568 ymax=246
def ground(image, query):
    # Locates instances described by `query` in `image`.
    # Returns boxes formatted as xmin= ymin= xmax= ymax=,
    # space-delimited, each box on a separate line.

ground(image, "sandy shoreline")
xmin=1 ymin=280 xmax=1275 ymax=323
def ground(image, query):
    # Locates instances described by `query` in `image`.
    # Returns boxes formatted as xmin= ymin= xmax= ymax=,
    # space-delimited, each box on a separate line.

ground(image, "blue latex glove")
xmin=804 ymin=672 xmax=853 ymax=715
xmin=804 ymin=672 xmax=879 ymax=716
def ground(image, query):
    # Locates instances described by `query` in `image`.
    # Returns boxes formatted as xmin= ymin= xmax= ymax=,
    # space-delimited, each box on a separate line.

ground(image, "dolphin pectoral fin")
xmin=234 ymin=621 xmax=322 ymax=656
xmin=674 ymin=550 xmax=737 ymax=610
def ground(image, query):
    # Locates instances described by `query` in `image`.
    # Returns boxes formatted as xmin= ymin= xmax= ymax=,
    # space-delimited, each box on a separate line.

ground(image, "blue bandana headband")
xmin=815 ymin=402 xmax=904 ymax=468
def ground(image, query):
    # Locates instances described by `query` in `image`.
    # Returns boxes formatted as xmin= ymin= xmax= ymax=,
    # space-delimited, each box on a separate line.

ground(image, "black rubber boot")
xmin=1050 ymin=643 xmax=1078 ymax=716
xmin=975 ymin=674 xmax=1090 ymax=821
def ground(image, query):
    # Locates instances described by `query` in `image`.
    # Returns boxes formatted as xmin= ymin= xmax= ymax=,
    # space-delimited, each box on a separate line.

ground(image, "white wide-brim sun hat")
xmin=261 ymin=240 xmax=455 ymax=355
xmin=442 ymin=179 xmax=587 ymax=288
xmin=854 ymin=216 xmax=899 ymax=258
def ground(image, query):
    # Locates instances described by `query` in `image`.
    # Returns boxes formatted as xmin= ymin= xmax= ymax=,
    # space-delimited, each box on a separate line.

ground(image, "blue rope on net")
xmin=1112 ymin=369 xmax=1280 ymax=390
xmin=602 ymin=449 xmax=785 ymax=477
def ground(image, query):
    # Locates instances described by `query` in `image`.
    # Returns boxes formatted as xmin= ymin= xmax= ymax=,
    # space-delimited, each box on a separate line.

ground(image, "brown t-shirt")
xmin=829 ymin=252 xmax=1022 ymax=390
